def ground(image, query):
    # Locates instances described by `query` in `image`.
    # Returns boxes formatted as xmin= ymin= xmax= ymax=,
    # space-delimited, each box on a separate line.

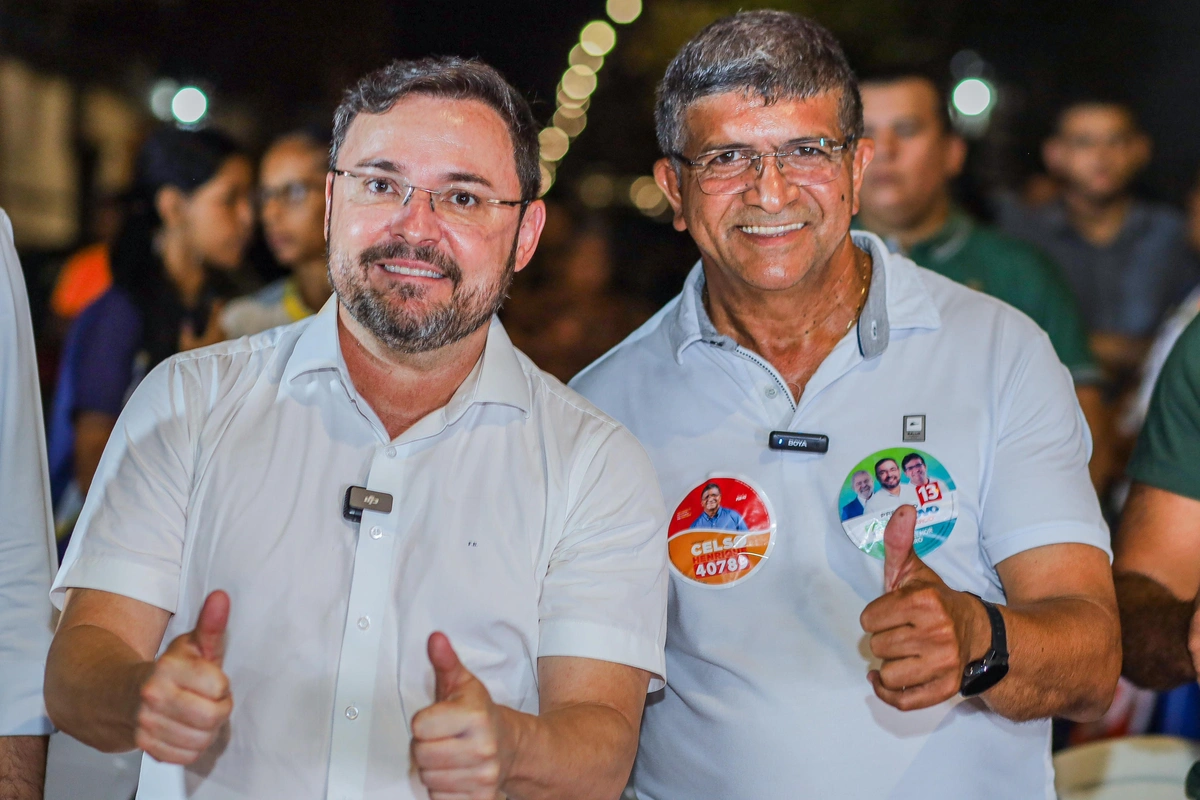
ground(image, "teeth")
xmin=739 ymin=222 xmax=806 ymax=235
xmin=382 ymin=264 xmax=443 ymax=278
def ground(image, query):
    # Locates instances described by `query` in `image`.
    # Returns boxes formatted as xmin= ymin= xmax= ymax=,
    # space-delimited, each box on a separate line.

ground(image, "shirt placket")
xmin=325 ymin=442 xmax=406 ymax=800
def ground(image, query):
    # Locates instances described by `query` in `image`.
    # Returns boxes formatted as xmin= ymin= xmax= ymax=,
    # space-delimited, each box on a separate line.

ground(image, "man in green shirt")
xmin=857 ymin=69 xmax=1112 ymax=489
xmin=1115 ymin=315 xmax=1200 ymax=689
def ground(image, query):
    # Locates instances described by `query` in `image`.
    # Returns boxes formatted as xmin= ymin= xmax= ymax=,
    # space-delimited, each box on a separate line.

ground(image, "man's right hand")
xmin=134 ymin=590 xmax=233 ymax=765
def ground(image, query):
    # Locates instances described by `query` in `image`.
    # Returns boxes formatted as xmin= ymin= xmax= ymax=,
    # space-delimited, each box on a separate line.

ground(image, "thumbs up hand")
xmin=859 ymin=506 xmax=991 ymax=711
xmin=134 ymin=590 xmax=234 ymax=765
xmin=412 ymin=633 xmax=513 ymax=800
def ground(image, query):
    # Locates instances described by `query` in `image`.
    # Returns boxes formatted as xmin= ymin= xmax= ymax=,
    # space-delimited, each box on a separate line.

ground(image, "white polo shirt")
xmin=52 ymin=300 xmax=668 ymax=800
xmin=0 ymin=209 xmax=57 ymax=737
xmin=572 ymin=231 xmax=1108 ymax=800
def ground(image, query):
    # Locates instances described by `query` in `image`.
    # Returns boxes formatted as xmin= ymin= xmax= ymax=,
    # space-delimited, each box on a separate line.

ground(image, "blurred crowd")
xmin=19 ymin=60 xmax=1200 ymax=753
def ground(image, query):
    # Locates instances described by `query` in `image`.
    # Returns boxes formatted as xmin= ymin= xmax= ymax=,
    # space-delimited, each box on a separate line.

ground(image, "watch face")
xmin=961 ymin=657 xmax=1009 ymax=698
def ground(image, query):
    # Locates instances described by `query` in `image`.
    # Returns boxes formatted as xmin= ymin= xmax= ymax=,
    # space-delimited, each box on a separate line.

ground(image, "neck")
xmin=859 ymin=191 xmax=952 ymax=252
xmin=337 ymin=304 xmax=489 ymax=439
xmin=293 ymin=257 xmax=333 ymax=312
xmin=158 ymin=228 xmax=206 ymax=307
xmin=1061 ymin=189 xmax=1132 ymax=246
xmin=703 ymin=235 xmax=870 ymax=400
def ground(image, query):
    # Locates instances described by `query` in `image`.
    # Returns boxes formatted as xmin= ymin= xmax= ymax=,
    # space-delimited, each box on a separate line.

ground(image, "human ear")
xmin=654 ymin=158 xmax=687 ymax=232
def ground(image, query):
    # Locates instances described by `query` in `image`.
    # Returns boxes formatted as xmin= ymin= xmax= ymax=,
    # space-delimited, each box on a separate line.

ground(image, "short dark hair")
xmin=874 ymin=458 xmax=897 ymax=476
xmin=331 ymin=57 xmax=540 ymax=202
xmin=702 ymin=482 xmax=722 ymax=496
xmin=901 ymin=453 xmax=925 ymax=470
xmin=858 ymin=66 xmax=953 ymax=134
xmin=1053 ymin=97 xmax=1140 ymax=137
xmin=655 ymin=10 xmax=863 ymax=157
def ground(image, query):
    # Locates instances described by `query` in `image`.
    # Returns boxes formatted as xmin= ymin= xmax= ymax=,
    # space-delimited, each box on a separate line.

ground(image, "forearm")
xmin=44 ymin=625 xmax=153 ymax=752
xmin=1114 ymin=571 xmax=1195 ymax=690
xmin=501 ymin=702 xmax=639 ymax=800
xmin=981 ymin=595 xmax=1120 ymax=722
xmin=0 ymin=736 xmax=47 ymax=800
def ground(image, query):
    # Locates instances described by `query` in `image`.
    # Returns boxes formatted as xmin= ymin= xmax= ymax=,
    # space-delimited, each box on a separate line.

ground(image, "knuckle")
xmin=479 ymin=761 xmax=501 ymax=785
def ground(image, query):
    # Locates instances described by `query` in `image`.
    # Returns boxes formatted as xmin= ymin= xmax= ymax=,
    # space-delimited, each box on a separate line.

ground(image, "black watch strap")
xmin=960 ymin=595 xmax=1009 ymax=698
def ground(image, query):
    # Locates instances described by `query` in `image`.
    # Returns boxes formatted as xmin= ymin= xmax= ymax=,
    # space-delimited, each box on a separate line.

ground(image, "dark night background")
xmin=4 ymin=0 xmax=1200 ymax=306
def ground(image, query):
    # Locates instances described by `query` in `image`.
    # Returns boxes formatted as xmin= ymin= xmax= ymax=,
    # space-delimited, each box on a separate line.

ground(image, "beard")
xmin=328 ymin=237 xmax=516 ymax=355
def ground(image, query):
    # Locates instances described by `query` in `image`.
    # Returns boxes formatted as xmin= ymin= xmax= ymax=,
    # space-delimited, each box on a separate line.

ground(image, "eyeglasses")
xmin=257 ymin=181 xmax=324 ymax=208
xmin=331 ymin=169 xmax=528 ymax=228
xmin=672 ymin=137 xmax=853 ymax=195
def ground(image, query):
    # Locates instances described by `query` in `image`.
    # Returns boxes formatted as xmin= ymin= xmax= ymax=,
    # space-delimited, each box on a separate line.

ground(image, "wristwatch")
xmin=959 ymin=594 xmax=1009 ymax=698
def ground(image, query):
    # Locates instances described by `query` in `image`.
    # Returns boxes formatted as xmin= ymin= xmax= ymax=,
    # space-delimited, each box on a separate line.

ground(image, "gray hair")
xmin=655 ymin=10 xmax=863 ymax=157
xmin=330 ymin=57 xmax=540 ymax=202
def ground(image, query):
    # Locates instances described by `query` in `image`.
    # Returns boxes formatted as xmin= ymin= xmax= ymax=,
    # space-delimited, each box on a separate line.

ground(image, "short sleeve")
xmin=69 ymin=291 xmax=143 ymax=417
xmin=0 ymin=209 xmax=57 ymax=735
xmin=51 ymin=356 xmax=197 ymax=614
xmin=538 ymin=424 xmax=668 ymax=690
xmin=979 ymin=322 xmax=1110 ymax=566
xmin=1128 ymin=315 xmax=1200 ymax=500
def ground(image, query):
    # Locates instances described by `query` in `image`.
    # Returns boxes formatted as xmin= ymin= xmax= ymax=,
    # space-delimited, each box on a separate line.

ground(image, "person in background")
xmin=1000 ymin=100 xmax=1198 ymax=385
xmin=222 ymin=130 xmax=332 ymax=338
xmin=46 ymin=127 xmax=254 ymax=542
xmin=1115 ymin=314 xmax=1200 ymax=692
xmin=0 ymin=208 xmax=57 ymax=800
xmin=1120 ymin=168 xmax=1200 ymax=441
xmin=856 ymin=70 xmax=1114 ymax=490
xmin=506 ymin=209 xmax=652 ymax=381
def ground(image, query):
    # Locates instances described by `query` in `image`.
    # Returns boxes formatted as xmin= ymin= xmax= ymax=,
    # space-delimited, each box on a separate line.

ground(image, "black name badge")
xmin=343 ymin=485 xmax=395 ymax=522
xmin=768 ymin=431 xmax=829 ymax=453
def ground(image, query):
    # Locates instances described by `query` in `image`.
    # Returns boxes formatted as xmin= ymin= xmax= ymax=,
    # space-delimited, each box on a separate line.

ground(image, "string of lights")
xmin=538 ymin=0 xmax=642 ymax=196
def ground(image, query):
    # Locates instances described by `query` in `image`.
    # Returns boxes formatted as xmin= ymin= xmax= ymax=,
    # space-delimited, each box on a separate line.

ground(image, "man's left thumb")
xmin=428 ymin=632 xmax=468 ymax=702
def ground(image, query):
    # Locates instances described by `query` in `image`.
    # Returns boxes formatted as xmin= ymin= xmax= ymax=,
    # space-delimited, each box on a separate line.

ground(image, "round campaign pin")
xmin=667 ymin=476 xmax=776 ymax=588
xmin=837 ymin=448 xmax=958 ymax=559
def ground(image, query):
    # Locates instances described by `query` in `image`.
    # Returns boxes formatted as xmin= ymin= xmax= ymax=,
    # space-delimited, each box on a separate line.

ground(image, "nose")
xmin=390 ymin=186 xmax=441 ymax=244
xmin=743 ymin=154 xmax=795 ymax=213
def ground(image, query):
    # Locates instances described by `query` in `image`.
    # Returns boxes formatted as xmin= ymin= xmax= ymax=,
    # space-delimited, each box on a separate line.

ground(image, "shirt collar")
xmin=283 ymin=298 xmax=531 ymax=419
xmin=666 ymin=229 xmax=940 ymax=363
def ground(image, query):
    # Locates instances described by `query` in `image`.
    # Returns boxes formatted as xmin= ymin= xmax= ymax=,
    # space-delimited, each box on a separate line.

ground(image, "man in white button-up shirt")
xmin=0 ymin=208 xmax=57 ymax=799
xmin=44 ymin=57 xmax=667 ymax=800
xmin=572 ymin=11 xmax=1119 ymax=799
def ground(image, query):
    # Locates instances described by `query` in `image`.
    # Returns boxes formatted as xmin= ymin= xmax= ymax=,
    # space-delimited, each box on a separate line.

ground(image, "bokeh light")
xmin=952 ymin=78 xmax=993 ymax=117
xmin=171 ymin=86 xmax=208 ymax=124
xmin=561 ymin=65 xmax=598 ymax=100
xmin=539 ymin=127 xmax=571 ymax=162
xmin=580 ymin=21 xmax=617 ymax=57
xmin=606 ymin=0 xmax=642 ymax=24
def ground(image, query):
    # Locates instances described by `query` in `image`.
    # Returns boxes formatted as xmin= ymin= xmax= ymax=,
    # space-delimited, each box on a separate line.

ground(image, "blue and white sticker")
xmin=837 ymin=447 xmax=958 ymax=559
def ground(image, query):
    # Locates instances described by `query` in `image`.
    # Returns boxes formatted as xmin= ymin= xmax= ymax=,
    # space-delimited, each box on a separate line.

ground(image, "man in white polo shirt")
xmin=573 ymin=11 xmax=1119 ymax=799
xmin=44 ymin=57 xmax=667 ymax=800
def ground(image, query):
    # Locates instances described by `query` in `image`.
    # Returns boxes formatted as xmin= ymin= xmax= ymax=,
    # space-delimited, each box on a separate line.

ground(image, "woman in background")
xmin=48 ymin=127 xmax=254 ymax=551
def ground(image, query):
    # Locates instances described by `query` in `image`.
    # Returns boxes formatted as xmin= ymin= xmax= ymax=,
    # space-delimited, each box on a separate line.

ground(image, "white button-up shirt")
xmin=572 ymin=231 xmax=1108 ymax=800
xmin=0 ymin=208 xmax=57 ymax=737
xmin=53 ymin=300 xmax=668 ymax=800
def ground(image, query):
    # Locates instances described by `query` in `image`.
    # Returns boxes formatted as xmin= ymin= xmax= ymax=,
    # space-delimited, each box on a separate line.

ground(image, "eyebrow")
xmin=353 ymin=159 xmax=494 ymax=189
xmin=694 ymin=136 xmax=836 ymax=154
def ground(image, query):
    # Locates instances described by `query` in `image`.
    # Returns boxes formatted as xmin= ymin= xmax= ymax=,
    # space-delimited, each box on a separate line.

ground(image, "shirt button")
xmin=369 ymin=525 xmax=383 ymax=539
xmin=345 ymin=706 xmax=359 ymax=720
xmin=357 ymin=616 xmax=370 ymax=631
xmin=385 ymin=446 xmax=397 ymax=458
xmin=765 ymin=386 xmax=778 ymax=399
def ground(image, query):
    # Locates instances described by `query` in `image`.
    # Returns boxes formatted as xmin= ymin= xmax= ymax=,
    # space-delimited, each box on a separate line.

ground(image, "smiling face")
xmin=875 ymin=459 xmax=900 ymax=491
xmin=903 ymin=456 xmax=928 ymax=486
xmin=701 ymin=486 xmax=722 ymax=516
xmin=852 ymin=470 xmax=873 ymax=498
xmin=654 ymin=90 xmax=873 ymax=294
xmin=325 ymin=93 xmax=545 ymax=354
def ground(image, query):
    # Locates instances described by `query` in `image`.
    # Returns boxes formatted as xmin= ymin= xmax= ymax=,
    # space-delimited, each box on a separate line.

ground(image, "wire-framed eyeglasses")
xmin=331 ymin=169 xmax=528 ymax=227
xmin=671 ymin=137 xmax=854 ymax=195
